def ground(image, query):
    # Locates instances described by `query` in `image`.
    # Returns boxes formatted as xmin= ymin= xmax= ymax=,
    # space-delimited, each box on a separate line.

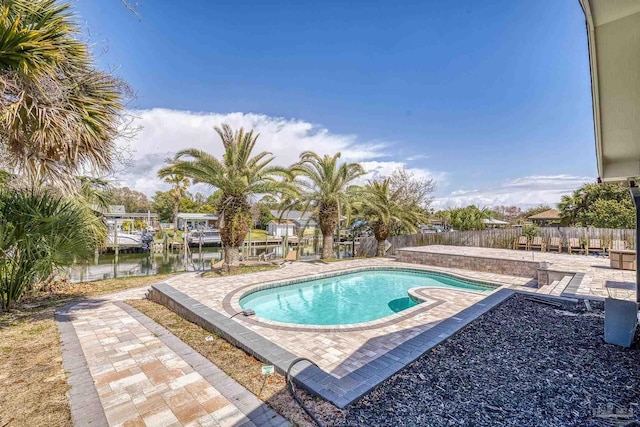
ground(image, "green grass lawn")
xmin=246 ymin=229 xmax=267 ymax=240
xmin=202 ymin=264 xmax=279 ymax=277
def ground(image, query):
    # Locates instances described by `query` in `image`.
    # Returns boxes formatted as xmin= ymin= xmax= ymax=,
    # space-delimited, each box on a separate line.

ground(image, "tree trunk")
xmin=219 ymin=199 xmax=250 ymax=270
xmin=172 ymin=202 xmax=179 ymax=232
xmin=223 ymin=246 xmax=241 ymax=270
xmin=373 ymin=222 xmax=390 ymax=257
xmin=296 ymin=229 xmax=305 ymax=260
xmin=322 ymin=232 xmax=334 ymax=259
xmin=318 ymin=201 xmax=339 ymax=259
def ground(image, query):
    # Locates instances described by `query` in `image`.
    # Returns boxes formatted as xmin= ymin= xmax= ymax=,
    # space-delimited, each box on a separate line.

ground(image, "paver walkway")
xmin=56 ymin=288 xmax=288 ymax=427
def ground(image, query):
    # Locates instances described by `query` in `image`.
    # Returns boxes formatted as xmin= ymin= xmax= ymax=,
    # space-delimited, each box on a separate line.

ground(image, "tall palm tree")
xmin=0 ymin=0 xmax=127 ymax=183
xmin=357 ymin=179 xmax=427 ymax=257
xmin=292 ymin=152 xmax=365 ymax=259
xmin=158 ymin=165 xmax=191 ymax=231
xmin=159 ymin=124 xmax=294 ymax=269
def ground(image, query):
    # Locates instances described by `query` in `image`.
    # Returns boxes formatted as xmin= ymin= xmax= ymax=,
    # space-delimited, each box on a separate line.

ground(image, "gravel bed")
xmin=326 ymin=294 xmax=640 ymax=427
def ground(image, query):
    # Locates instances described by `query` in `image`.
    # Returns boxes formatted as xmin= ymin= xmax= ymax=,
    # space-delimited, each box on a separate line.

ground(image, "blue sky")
xmin=74 ymin=0 xmax=596 ymax=208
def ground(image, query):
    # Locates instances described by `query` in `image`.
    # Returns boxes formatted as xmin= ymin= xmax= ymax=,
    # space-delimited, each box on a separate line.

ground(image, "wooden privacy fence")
xmin=358 ymin=227 xmax=637 ymax=257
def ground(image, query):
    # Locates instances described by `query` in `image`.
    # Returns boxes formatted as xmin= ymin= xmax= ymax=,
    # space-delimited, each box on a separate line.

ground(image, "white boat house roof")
xmin=91 ymin=204 xmax=125 ymax=215
xmin=91 ymin=205 xmax=158 ymax=220
xmin=176 ymin=213 xmax=219 ymax=221
xmin=580 ymin=0 xmax=640 ymax=182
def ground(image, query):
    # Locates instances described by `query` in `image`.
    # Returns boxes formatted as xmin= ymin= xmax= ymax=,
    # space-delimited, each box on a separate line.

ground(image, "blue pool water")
xmin=239 ymin=269 xmax=492 ymax=325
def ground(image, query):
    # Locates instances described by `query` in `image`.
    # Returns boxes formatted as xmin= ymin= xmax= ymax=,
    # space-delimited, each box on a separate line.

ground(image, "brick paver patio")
xmin=161 ymin=258 xmax=531 ymax=379
xmin=56 ymin=288 xmax=288 ymax=427
xmin=401 ymin=245 xmax=637 ymax=300
xmin=57 ymin=247 xmax=637 ymax=422
xmin=153 ymin=250 xmax=636 ymax=384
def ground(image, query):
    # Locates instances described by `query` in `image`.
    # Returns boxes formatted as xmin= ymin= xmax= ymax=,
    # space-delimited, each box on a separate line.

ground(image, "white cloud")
xmin=405 ymin=154 xmax=430 ymax=162
xmin=432 ymin=175 xmax=594 ymax=210
xmin=359 ymin=161 xmax=446 ymax=184
xmin=113 ymin=108 xmax=443 ymax=196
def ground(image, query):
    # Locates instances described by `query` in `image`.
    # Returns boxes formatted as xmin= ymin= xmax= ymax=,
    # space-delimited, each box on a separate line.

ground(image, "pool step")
xmin=537 ymin=280 xmax=560 ymax=295
xmin=550 ymin=275 xmax=573 ymax=296
xmin=537 ymin=276 xmax=573 ymax=296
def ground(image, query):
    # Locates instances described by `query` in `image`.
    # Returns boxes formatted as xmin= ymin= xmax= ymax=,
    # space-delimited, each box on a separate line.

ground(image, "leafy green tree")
xmin=439 ymin=205 xmax=491 ymax=231
xmin=357 ymin=179 xmax=427 ymax=256
xmin=160 ymin=124 xmax=294 ymax=269
xmin=582 ymin=199 xmax=635 ymax=229
xmin=151 ymin=191 xmax=174 ymax=222
xmin=259 ymin=195 xmax=278 ymax=209
xmin=195 ymin=202 xmax=216 ymax=214
xmin=0 ymin=0 xmax=128 ymax=183
xmin=108 ymin=187 xmax=152 ymax=213
xmin=0 ymin=189 xmax=104 ymax=310
xmin=523 ymin=224 xmax=541 ymax=239
xmin=206 ymin=190 xmax=223 ymax=208
xmin=151 ymin=190 xmax=200 ymax=222
xmin=558 ymin=183 xmax=634 ymax=228
xmin=254 ymin=203 xmax=274 ymax=229
xmin=291 ymin=152 xmax=365 ymax=259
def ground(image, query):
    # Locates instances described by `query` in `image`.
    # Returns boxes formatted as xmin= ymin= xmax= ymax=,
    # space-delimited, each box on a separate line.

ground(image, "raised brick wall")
xmin=396 ymin=249 xmax=540 ymax=279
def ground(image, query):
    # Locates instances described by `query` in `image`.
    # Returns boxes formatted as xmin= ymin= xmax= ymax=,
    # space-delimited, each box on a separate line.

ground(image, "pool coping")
xmin=148 ymin=281 xmax=515 ymax=409
xmin=222 ymin=266 xmax=500 ymax=332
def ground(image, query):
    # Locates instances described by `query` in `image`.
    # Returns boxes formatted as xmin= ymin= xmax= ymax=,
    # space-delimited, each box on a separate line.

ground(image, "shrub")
xmin=523 ymin=224 xmax=540 ymax=240
xmin=0 ymin=190 xmax=104 ymax=310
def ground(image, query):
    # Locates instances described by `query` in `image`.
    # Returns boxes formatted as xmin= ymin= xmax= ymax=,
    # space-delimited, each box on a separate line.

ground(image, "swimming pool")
xmin=239 ymin=269 xmax=493 ymax=325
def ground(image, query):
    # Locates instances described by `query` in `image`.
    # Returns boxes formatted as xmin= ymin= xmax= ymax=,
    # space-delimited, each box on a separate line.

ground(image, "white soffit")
xmin=580 ymin=0 xmax=640 ymax=182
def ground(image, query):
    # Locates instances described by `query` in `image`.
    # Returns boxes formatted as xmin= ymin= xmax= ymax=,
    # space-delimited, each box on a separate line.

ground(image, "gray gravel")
xmin=328 ymin=294 xmax=640 ymax=427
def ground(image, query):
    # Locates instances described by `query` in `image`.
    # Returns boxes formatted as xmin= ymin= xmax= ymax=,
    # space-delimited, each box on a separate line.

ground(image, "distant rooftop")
xmin=270 ymin=210 xmax=317 ymax=227
xmin=268 ymin=220 xmax=296 ymax=225
xmin=269 ymin=210 xmax=313 ymax=220
xmin=527 ymin=209 xmax=561 ymax=220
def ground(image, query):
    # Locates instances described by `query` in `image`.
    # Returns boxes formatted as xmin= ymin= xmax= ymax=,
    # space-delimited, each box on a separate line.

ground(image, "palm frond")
xmin=0 ymin=0 xmax=127 ymax=184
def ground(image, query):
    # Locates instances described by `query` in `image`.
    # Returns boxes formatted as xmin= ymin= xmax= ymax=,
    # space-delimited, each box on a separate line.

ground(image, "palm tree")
xmin=77 ymin=176 xmax=112 ymax=213
xmin=0 ymin=0 xmax=127 ymax=183
xmin=357 ymin=179 xmax=426 ymax=256
xmin=292 ymin=152 xmax=365 ymax=259
xmin=159 ymin=124 xmax=293 ymax=269
xmin=158 ymin=165 xmax=191 ymax=232
xmin=0 ymin=189 xmax=105 ymax=310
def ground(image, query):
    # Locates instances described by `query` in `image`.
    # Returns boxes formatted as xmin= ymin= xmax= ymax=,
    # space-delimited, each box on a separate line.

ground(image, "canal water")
xmin=64 ymin=244 xmax=354 ymax=282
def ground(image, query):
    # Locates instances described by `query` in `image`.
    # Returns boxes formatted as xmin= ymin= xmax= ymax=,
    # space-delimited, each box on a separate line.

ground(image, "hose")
xmin=286 ymin=357 xmax=324 ymax=427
